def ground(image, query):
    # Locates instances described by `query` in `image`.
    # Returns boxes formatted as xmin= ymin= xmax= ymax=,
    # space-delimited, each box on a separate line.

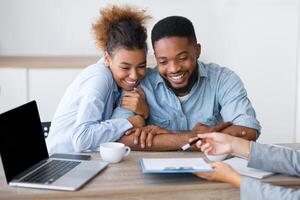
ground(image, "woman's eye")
xmin=120 ymin=66 xmax=129 ymax=70
xmin=138 ymin=65 xmax=146 ymax=68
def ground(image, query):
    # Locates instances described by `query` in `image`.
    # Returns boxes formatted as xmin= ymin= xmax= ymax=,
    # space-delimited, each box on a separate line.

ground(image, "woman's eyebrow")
xmin=120 ymin=62 xmax=131 ymax=66
xmin=138 ymin=61 xmax=147 ymax=65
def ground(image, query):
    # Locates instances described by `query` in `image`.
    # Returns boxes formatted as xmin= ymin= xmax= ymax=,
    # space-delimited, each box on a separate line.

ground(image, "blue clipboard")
xmin=140 ymin=158 xmax=214 ymax=174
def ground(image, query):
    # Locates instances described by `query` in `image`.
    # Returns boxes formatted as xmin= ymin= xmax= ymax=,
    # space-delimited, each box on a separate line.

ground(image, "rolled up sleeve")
xmin=218 ymin=69 xmax=261 ymax=136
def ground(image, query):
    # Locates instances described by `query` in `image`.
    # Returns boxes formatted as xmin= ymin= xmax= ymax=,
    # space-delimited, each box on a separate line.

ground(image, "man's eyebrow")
xmin=156 ymin=51 xmax=188 ymax=59
xmin=176 ymin=51 xmax=188 ymax=56
xmin=156 ymin=56 xmax=167 ymax=59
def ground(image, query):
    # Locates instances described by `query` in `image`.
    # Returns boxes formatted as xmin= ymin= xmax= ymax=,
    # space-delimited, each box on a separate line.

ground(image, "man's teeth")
xmin=169 ymin=73 xmax=184 ymax=80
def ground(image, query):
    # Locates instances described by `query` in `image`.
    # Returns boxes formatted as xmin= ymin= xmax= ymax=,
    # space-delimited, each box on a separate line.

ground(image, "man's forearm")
xmin=221 ymin=125 xmax=257 ymax=141
xmin=118 ymin=131 xmax=197 ymax=151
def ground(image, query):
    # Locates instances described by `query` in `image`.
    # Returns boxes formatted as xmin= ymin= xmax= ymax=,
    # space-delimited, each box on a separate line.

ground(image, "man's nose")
xmin=168 ymin=61 xmax=180 ymax=73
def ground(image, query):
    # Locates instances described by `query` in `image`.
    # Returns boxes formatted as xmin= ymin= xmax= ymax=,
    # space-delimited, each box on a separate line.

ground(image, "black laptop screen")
xmin=0 ymin=101 xmax=49 ymax=182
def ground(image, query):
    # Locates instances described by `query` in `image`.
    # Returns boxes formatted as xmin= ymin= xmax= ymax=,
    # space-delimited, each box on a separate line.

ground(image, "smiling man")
xmin=112 ymin=16 xmax=261 ymax=151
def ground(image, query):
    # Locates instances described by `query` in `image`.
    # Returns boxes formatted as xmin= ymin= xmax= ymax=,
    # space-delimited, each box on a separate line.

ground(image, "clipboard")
xmin=140 ymin=158 xmax=214 ymax=173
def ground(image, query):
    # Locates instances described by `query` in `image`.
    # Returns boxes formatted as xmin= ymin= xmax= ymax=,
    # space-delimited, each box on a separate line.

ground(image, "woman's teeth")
xmin=125 ymin=80 xmax=137 ymax=85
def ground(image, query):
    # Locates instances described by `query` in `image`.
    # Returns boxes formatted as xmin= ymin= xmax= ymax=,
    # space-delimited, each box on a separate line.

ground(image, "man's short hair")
xmin=151 ymin=16 xmax=197 ymax=48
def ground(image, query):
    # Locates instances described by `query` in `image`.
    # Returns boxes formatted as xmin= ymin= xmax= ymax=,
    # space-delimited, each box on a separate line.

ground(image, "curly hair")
xmin=92 ymin=5 xmax=151 ymax=55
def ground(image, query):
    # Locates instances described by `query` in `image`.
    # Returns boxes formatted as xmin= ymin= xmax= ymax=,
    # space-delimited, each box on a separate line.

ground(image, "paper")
xmin=224 ymin=157 xmax=274 ymax=179
xmin=140 ymin=157 xmax=213 ymax=173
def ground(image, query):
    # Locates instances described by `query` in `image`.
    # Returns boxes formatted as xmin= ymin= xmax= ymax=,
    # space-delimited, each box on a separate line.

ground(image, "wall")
xmin=1 ymin=0 xmax=300 ymax=144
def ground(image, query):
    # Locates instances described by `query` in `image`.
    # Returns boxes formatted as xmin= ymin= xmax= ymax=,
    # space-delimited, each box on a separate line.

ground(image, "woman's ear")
xmin=103 ymin=51 xmax=111 ymax=67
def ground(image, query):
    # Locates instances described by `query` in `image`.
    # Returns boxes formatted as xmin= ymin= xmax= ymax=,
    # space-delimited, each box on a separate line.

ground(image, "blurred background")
xmin=0 ymin=0 xmax=300 ymax=144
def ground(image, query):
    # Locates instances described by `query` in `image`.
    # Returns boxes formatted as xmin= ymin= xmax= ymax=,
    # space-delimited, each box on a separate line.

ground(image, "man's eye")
xmin=178 ymin=56 xmax=187 ymax=61
xmin=159 ymin=60 xmax=167 ymax=65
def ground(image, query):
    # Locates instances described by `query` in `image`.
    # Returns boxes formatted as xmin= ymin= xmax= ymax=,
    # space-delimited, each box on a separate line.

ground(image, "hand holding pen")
xmin=181 ymin=122 xmax=233 ymax=151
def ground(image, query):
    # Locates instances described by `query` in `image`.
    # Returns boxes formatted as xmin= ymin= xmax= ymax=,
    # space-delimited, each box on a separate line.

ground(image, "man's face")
xmin=154 ymin=37 xmax=200 ymax=89
xmin=104 ymin=48 xmax=147 ymax=91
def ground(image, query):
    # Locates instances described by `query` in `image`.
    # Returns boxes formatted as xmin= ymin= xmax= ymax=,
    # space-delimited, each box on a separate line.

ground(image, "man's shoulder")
xmin=200 ymin=61 xmax=234 ymax=77
xmin=141 ymin=67 xmax=161 ymax=87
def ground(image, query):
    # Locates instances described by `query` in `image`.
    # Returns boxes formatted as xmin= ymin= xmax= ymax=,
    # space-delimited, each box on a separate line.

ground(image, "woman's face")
xmin=104 ymin=48 xmax=147 ymax=91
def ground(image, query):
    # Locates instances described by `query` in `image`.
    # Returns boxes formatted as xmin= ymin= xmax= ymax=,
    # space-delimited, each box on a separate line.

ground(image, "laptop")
xmin=0 ymin=101 xmax=108 ymax=191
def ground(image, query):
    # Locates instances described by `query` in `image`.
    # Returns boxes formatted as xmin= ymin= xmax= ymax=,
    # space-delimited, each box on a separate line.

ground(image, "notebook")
xmin=224 ymin=157 xmax=274 ymax=179
xmin=0 ymin=101 xmax=108 ymax=191
xmin=140 ymin=158 xmax=213 ymax=173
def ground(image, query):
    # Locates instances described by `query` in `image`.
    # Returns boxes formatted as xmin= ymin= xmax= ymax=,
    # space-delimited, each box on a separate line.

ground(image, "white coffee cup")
xmin=205 ymin=154 xmax=228 ymax=162
xmin=100 ymin=142 xmax=131 ymax=163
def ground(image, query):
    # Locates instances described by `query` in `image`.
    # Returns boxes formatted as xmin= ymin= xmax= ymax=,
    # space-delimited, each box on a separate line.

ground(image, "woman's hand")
xmin=127 ymin=115 xmax=145 ymax=128
xmin=190 ymin=132 xmax=250 ymax=158
xmin=188 ymin=132 xmax=234 ymax=155
xmin=121 ymin=87 xmax=149 ymax=119
xmin=194 ymin=162 xmax=243 ymax=188
xmin=125 ymin=125 xmax=169 ymax=148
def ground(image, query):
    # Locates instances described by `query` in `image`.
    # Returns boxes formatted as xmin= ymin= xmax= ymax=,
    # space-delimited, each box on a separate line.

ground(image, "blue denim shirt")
xmin=46 ymin=58 xmax=133 ymax=154
xmin=112 ymin=60 xmax=261 ymax=133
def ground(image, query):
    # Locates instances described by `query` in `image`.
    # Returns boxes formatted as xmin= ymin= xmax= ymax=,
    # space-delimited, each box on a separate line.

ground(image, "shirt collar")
xmin=154 ymin=60 xmax=208 ymax=89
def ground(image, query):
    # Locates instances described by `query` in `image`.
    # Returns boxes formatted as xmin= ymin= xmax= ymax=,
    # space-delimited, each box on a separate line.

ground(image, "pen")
xmin=181 ymin=138 xmax=202 ymax=151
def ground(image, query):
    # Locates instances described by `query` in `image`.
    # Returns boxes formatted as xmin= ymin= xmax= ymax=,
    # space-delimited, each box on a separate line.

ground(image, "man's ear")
xmin=195 ymin=43 xmax=201 ymax=59
xmin=103 ymin=51 xmax=111 ymax=67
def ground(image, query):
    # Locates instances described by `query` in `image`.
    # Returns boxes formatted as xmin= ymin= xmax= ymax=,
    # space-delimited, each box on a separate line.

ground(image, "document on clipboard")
xmin=223 ymin=157 xmax=274 ymax=179
xmin=140 ymin=158 xmax=213 ymax=173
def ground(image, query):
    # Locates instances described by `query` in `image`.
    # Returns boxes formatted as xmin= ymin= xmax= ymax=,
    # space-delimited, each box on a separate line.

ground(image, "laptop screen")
xmin=0 ymin=101 xmax=48 ymax=182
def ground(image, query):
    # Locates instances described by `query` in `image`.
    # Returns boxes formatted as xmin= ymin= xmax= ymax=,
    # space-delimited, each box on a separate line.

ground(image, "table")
xmin=1 ymin=145 xmax=300 ymax=200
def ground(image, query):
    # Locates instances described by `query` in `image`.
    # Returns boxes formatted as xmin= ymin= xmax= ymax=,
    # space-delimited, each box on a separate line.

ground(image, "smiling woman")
xmin=45 ymin=5 xmax=151 ymax=154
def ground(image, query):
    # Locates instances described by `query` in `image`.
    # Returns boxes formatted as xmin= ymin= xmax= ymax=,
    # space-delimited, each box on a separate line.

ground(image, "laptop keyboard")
xmin=21 ymin=160 xmax=80 ymax=184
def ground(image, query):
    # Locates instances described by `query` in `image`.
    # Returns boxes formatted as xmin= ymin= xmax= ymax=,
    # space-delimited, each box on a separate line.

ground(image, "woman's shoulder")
xmin=72 ymin=59 xmax=116 ymax=91
xmin=79 ymin=58 xmax=112 ymax=80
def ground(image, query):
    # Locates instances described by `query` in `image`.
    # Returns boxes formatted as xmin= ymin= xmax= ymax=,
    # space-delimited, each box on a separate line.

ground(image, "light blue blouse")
xmin=46 ymin=59 xmax=132 ymax=154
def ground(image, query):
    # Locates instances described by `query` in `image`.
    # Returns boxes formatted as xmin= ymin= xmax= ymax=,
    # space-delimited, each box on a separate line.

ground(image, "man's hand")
xmin=194 ymin=162 xmax=243 ymax=188
xmin=127 ymin=115 xmax=145 ymax=128
xmin=125 ymin=125 xmax=169 ymax=148
xmin=121 ymin=87 xmax=149 ymax=119
xmin=192 ymin=122 xmax=253 ymax=138
xmin=192 ymin=122 xmax=232 ymax=133
xmin=221 ymin=125 xmax=257 ymax=140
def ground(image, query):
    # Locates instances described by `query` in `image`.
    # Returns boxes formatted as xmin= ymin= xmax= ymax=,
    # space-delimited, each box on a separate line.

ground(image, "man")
xmin=112 ymin=16 xmax=261 ymax=151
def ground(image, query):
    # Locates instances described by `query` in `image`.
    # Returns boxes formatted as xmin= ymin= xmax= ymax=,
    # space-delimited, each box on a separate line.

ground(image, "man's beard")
xmin=162 ymin=65 xmax=198 ymax=96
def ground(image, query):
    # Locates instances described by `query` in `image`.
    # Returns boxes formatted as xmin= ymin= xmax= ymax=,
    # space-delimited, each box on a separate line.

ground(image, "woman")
xmin=46 ymin=6 xmax=151 ymax=154
xmin=192 ymin=132 xmax=300 ymax=200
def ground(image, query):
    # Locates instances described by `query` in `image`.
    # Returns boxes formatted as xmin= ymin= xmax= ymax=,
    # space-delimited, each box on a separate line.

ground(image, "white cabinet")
xmin=0 ymin=68 xmax=27 ymax=113
xmin=0 ymin=67 xmax=81 ymax=122
xmin=28 ymin=68 xmax=81 ymax=121
xmin=0 ymin=57 xmax=94 ymax=122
